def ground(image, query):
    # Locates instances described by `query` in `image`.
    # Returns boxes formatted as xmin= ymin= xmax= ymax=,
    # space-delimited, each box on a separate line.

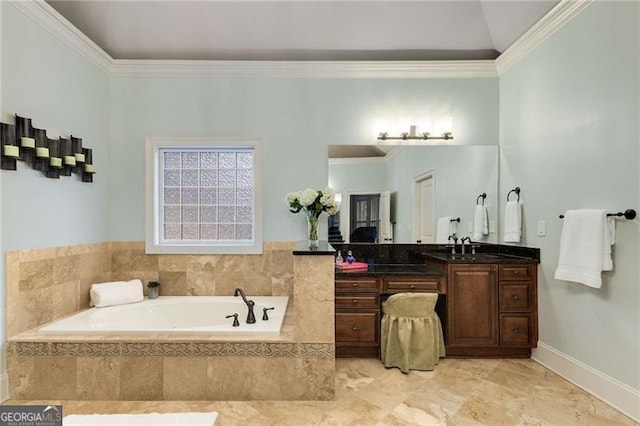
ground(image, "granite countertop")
xmin=422 ymin=252 xmax=538 ymax=264
xmin=335 ymin=263 xmax=445 ymax=277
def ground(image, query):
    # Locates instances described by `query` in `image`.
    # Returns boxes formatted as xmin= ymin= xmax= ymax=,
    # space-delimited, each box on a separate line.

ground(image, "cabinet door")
xmin=447 ymin=264 xmax=498 ymax=347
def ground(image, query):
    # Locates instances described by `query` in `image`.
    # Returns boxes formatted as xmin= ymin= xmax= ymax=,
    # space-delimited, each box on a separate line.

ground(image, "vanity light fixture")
xmin=377 ymin=117 xmax=454 ymax=141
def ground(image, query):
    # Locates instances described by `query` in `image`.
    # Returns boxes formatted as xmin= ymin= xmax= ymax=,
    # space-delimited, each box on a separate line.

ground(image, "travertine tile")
xmin=158 ymin=255 xmax=189 ymax=272
xmin=52 ymin=255 xmax=80 ymax=285
xmin=157 ymin=271 xmax=188 ymax=295
xmin=6 ymin=358 xmax=638 ymax=425
xmin=32 ymin=357 xmax=78 ymax=400
xmin=19 ymin=259 xmax=53 ymax=291
xmin=119 ymin=357 xmax=163 ymax=400
xmin=111 ymin=249 xmax=158 ymax=272
xmin=163 ymin=357 xmax=207 ymax=400
xmin=14 ymin=287 xmax=54 ymax=335
xmin=52 ymin=280 xmax=80 ymax=318
xmin=186 ymin=271 xmax=216 ymax=295
xmin=77 ymin=357 xmax=120 ymax=400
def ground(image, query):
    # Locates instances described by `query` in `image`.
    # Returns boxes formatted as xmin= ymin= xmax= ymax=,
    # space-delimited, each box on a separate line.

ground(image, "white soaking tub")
xmin=38 ymin=296 xmax=289 ymax=336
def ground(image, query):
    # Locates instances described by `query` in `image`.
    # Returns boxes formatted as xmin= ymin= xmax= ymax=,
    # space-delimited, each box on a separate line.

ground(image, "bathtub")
xmin=38 ymin=296 xmax=289 ymax=336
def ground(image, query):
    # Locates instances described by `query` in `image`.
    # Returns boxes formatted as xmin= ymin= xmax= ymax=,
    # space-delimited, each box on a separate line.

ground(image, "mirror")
xmin=328 ymin=145 xmax=499 ymax=244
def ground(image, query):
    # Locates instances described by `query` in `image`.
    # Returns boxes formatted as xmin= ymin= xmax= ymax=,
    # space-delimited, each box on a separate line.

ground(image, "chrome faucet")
xmin=448 ymin=234 xmax=459 ymax=254
xmin=460 ymin=236 xmax=471 ymax=254
xmin=233 ymin=288 xmax=256 ymax=324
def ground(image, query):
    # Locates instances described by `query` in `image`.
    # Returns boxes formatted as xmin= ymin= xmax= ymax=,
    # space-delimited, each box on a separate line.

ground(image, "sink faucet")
xmin=460 ymin=236 xmax=471 ymax=254
xmin=233 ymin=288 xmax=256 ymax=324
xmin=448 ymin=234 xmax=458 ymax=254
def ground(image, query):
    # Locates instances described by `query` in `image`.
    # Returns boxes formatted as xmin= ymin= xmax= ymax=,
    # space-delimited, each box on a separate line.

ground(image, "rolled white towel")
xmin=90 ymin=279 xmax=144 ymax=308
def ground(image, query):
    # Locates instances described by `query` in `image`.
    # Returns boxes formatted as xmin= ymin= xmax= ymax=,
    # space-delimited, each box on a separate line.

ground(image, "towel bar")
xmin=450 ymin=217 xmax=460 ymax=223
xmin=559 ymin=209 xmax=636 ymax=220
xmin=476 ymin=193 xmax=486 ymax=205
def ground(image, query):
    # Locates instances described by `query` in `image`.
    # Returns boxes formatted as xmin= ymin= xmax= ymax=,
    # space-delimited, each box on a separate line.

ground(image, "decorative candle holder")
xmin=1 ymin=123 xmax=18 ymax=170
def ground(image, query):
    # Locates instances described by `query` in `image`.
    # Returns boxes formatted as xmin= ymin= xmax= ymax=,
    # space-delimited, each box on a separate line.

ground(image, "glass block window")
xmin=160 ymin=148 xmax=254 ymax=242
xmin=146 ymin=138 xmax=262 ymax=255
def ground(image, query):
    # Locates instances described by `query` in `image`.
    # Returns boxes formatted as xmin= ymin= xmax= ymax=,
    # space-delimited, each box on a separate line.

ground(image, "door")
xmin=350 ymin=194 xmax=380 ymax=242
xmin=447 ymin=264 xmax=498 ymax=347
xmin=379 ymin=190 xmax=392 ymax=243
xmin=413 ymin=171 xmax=435 ymax=243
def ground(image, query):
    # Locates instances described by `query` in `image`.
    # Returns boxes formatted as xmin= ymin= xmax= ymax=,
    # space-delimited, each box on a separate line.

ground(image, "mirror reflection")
xmin=328 ymin=145 xmax=499 ymax=244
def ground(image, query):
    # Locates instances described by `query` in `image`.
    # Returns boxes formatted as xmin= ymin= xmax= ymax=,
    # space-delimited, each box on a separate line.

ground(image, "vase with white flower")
xmin=286 ymin=187 xmax=340 ymax=249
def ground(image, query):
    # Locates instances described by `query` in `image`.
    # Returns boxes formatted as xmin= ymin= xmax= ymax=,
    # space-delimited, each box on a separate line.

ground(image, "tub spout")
xmin=233 ymin=288 xmax=256 ymax=324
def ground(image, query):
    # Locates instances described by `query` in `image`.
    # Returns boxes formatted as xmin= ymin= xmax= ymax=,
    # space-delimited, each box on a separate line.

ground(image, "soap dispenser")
xmin=335 ymin=250 xmax=344 ymax=265
xmin=345 ymin=250 xmax=355 ymax=264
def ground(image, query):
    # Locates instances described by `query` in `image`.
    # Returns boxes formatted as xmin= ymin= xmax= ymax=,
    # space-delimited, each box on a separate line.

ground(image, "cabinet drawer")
xmin=336 ymin=312 xmax=379 ymax=343
xmin=499 ymin=265 xmax=531 ymax=280
xmin=500 ymin=314 xmax=531 ymax=347
xmin=384 ymin=279 xmax=440 ymax=293
xmin=500 ymin=282 xmax=531 ymax=312
xmin=336 ymin=278 xmax=380 ymax=293
xmin=336 ymin=294 xmax=380 ymax=310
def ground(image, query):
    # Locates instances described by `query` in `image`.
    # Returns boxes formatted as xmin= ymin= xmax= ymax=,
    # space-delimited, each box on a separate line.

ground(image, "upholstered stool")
xmin=380 ymin=292 xmax=445 ymax=373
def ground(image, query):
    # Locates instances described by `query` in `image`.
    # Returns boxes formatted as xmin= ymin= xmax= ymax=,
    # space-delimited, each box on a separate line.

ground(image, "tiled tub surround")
xmin=6 ymin=241 xmax=335 ymax=401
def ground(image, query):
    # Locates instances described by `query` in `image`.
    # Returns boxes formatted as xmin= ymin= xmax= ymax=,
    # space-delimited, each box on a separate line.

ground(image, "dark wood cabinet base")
xmin=336 ymin=345 xmax=379 ymax=358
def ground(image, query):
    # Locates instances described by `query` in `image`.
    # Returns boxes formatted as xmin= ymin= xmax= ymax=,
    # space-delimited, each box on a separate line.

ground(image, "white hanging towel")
xmin=473 ymin=205 xmax=489 ymax=241
xmin=436 ymin=216 xmax=455 ymax=243
xmin=503 ymin=201 xmax=522 ymax=243
xmin=554 ymin=209 xmax=615 ymax=288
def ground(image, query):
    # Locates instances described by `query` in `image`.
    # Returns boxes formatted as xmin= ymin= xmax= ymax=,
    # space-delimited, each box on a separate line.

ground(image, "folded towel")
xmin=554 ymin=209 xmax=615 ymax=288
xmin=473 ymin=205 xmax=489 ymax=241
xmin=90 ymin=279 xmax=144 ymax=308
xmin=504 ymin=201 xmax=522 ymax=243
xmin=436 ymin=217 xmax=456 ymax=243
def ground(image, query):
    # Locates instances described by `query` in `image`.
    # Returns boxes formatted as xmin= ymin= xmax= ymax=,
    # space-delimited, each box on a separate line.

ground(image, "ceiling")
xmin=46 ymin=1 xmax=558 ymax=62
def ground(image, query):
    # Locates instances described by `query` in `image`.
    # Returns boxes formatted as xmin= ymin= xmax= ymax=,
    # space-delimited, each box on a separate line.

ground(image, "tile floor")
xmin=6 ymin=358 xmax=637 ymax=425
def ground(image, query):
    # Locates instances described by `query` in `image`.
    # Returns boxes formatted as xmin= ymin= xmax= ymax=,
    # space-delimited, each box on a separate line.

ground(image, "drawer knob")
xmin=410 ymin=285 xmax=416 ymax=290
xmin=352 ymin=325 xmax=359 ymax=331
xmin=513 ymin=295 xmax=519 ymax=299
xmin=513 ymin=328 xmax=520 ymax=333
xmin=352 ymin=283 xmax=358 ymax=288
xmin=512 ymin=270 xmax=520 ymax=275
xmin=352 ymin=299 xmax=359 ymax=304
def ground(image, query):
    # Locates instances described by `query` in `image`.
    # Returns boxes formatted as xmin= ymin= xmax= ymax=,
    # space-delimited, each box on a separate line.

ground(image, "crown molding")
xmin=496 ymin=0 xmax=594 ymax=75
xmin=9 ymin=0 xmax=112 ymax=75
xmin=12 ymin=0 xmax=592 ymax=79
xmin=110 ymin=59 xmax=497 ymax=79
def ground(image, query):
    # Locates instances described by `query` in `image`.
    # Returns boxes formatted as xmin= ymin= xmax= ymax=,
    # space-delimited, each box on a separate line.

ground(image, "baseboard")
xmin=0 ymin=373 xmax=8 ymax=402
xmin=532 ymin=342 xmax=640 ymax=423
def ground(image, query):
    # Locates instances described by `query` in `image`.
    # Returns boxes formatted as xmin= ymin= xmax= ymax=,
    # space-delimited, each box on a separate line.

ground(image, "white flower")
xmin=285 ymin=191 xmax=301 ymax=205
xmin=320 ymin=191 xmax=335 ymax=207
xmin=286 ymin=186 xmax=339 ymax=217
xmin=300 ymin=188 xmax=319 ymax=207
xmin=326 ymin=204 xmax=340 ymax=215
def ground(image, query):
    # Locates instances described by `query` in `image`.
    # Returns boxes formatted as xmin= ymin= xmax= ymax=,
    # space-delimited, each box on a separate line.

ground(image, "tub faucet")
xmin=233 ymin=288 xmax=256 ymax=324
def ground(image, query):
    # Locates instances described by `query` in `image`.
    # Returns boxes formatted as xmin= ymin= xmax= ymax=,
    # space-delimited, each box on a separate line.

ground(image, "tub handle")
xmin=262 ymin=307 xmax=275 ymax=321
xmin=225 ymin=313 xmax=240 ymax=327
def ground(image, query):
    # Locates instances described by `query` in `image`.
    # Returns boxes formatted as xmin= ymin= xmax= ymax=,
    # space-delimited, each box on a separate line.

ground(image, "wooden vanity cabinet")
xmin=335 ymin=277 xmax=381 ymax=357
xmin=447 ymin=264 xmax=498 ymax=349
xmin=499 ymin=264 xmax=538 ymax=348
xmin=445 ymin=262 xmax=537 ymax=357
